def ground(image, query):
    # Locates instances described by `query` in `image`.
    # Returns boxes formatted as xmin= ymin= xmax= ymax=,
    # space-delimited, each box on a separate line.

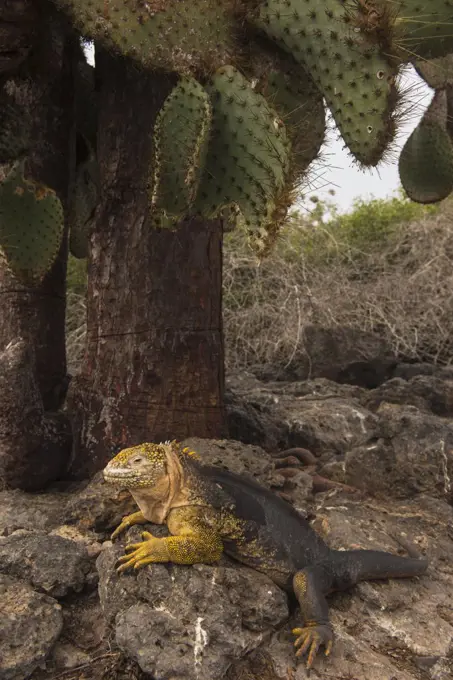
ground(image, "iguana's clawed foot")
xmin=116 ymin=531 xmax=162 ymax=573
xmin=292 ymin=624 xmax=334 ymax=669
xmin=111 ymin=511 xmax=147 ymax=540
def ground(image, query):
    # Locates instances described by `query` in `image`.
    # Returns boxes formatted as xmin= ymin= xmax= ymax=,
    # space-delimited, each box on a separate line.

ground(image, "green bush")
xmin=271 ymin=193 xmax=439 ymax=267
xmin=67 ymin=254 xmax=87 ymax=294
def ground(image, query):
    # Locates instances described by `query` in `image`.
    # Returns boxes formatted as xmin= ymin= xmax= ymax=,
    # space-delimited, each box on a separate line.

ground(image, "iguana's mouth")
xmin=103 ymin=465 xmax=135 ymax=483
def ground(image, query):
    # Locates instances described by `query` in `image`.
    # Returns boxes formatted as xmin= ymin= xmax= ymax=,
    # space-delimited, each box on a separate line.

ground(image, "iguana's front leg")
xmin=116 ymin=507 xmax=224 ymax=573
xmin=111 ymin=510 xmax=148 ymax=540
xmin=292 ymin=568 xmax=334 ymax=669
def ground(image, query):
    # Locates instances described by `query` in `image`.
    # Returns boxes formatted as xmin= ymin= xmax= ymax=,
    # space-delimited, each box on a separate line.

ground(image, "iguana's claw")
xmin=116 ymin=531 xmax=158 ymax=573
xmin=111 ymin=511 xmax=147 ymax=540
xmin=292 ymin=624 xmax=333 ymax=669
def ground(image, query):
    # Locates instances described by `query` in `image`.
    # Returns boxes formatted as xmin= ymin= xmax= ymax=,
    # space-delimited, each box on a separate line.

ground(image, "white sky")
xmin=84 ymin=44 xmax=432 ymax=213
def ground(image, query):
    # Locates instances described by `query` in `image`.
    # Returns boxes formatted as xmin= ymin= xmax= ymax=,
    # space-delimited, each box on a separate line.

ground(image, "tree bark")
xmin=0 ymin=7 xmax=74 ymax=489
xmin=0 ymin=12 xmax=74 ymax=410
xmin=68 ymin=53 xmax=227 ymax=478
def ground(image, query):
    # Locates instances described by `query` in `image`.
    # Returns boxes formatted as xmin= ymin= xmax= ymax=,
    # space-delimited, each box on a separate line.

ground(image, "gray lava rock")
xmin=0 ymin=339 xmax=71 ymax=491
xmin=345 ymin=403 xmax=453 ymax=500
xmin=0 ymin=532 xmax=92 ymax=597
xmin=255 ymin=325 xmax=394 ymax=386
xmin=98 ymin=542 xmax=288 ymax=680
xmin=179 ymin=438 xmax=275 ymax=482
xmin=0 ymin=574 xmax=63 ymax=680
xmin=287 ymin=397 xmax=377 ymax=457
xmin=226 ymin=375 xmax=375 ymax=458
xmin=364 ymin=375 xmax=453 ymax=417
xmin=225 ymin=377 xmax=289 ymax=452
xmin=393 ymin=362 xmax=453 ymax=382
xmin=97 ymin=543 xmax=141 ymax=623
xmin=0 ymin=488 xmax=68 ymax=536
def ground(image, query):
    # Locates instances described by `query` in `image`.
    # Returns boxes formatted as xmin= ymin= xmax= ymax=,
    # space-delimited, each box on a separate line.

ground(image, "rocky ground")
xmin=1 ymin=363 xmax=453 ymax=680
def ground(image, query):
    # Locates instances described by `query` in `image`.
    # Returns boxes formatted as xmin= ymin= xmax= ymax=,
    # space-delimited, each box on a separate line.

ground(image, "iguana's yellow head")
xmin=103 ymin=441 xmax=197 ymax=489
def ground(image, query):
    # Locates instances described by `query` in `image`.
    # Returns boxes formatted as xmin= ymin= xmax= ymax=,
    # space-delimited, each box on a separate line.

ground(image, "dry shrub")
xmin=66 ymin=290 xmax=86 ymax=374
xmin=223 ymin=199 xmax=453 ymax=373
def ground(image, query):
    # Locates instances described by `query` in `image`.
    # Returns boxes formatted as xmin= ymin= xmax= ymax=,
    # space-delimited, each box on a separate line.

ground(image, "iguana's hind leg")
xmin=292 ymin=567 xmax=334 ymax=669
xmin=291 ymin=545 xmax=428 ymax=668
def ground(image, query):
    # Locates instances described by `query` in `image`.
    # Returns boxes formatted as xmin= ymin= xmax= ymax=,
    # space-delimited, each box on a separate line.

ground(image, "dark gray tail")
xmin=332 ymin=538 xmax=428 ymax=588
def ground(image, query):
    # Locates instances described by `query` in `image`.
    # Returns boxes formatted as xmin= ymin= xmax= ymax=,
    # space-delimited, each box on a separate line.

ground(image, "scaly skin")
xmin=103 ymin=441 xmax=428 ymax=669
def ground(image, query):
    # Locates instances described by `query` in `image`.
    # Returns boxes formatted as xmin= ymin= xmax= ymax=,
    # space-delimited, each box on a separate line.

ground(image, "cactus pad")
xmin=415 ymin=54 xmax=453 ymax=89
xmin=194 ymin=65 xmax=291 ymax=253
xmin=399 ymin=90 xmax=453 ymax=203
xmin=0 ymin=163 xmax=64 ymax=282
xmin=254 ymin=0 xmax=399 ymax=166
xmin=257 ymin=67 xmax=325 ymax=183
xmin=150 ymin=78 xmax=211 ymax=228
xmin=52 ymin=0 xmax=238 ymax=75
xmin=391 ymin=0 xmax=453 ymax=60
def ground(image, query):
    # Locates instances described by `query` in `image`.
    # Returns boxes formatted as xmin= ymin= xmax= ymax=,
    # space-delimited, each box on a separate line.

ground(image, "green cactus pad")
xmin=399 ymin=89 xmax=453 ymax=203
xmin=391 ymin=0 xmax=453 ymax=60
xmin=415 ymin=54 xmax=453 ymax=89
xmin=52 ymin=0 xmax=238 ymax=75
xmin=194 ymin=65 xmax=291 ymax=253
xmin=257 ymin=67 xmax=325 ymax=182
xmin=253 ymin=0 xmax=399 ymax=166
xmin=0 ymin=162 xmax=64 ymax=282
xmin=150 ymin=77 xmax=211 ymax=228
xmin=69 ymin=147 xmax=99 ymax=259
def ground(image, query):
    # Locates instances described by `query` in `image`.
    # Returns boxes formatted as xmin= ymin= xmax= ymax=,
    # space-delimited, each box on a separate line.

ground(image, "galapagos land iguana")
xmin=103 ymin=441 xmax=428 ymax=669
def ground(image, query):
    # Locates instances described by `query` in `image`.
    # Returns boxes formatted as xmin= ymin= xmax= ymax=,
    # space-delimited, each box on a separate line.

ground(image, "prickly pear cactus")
xmin=52 ymin=0 xmax=238 ymax=75
xmin=0 ymin=162 xmax=64 ymax=282
xmin=392 ymin=0 xmax=453 ymax=60
xmin=193 ymin=66 xmax=291 ymax=253
xmin=150 ymin=77 xmax=212 ymax=228
xmin=256 ymin=67 xmax=325 ymax=182
xmin=399 ymin=89 xmax=453 ymax=203
xmin=253 ymin=0 xmax=399 ymax=166
xmin=415 ymin=54 xmax=453 ymax=89
xmin=68 ymin=147 xmax=100 ymax=259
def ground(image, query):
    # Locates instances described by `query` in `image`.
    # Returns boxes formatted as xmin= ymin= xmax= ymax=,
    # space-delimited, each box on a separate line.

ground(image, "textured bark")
xmin=0 ymin=8 xmax=74 ymax=489
xmin=0 ymin=0 xmax=39 ymax=78
xmin=0 ymin=12 xmax=74 ymax=411
xmin=0 ymin=339 xmax=71 ymax=490
xmin=68 ymin=53 xmax=227 ymax=478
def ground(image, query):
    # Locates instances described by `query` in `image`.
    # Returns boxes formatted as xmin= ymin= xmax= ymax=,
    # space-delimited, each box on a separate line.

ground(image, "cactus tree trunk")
xmin=68 ymin=53 xmax=227 ymax=478
xmin=0 ymin=14 xmax=74 ymax=490
xmin=0 ymin=19 xmax=73 ymax=412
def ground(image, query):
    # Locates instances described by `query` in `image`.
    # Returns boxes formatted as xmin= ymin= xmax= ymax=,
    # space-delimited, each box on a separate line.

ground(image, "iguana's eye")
xmin=130 ymin=456 xmax=143 ymax=464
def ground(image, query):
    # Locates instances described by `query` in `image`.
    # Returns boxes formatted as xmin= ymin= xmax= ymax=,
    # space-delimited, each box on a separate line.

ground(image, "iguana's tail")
xmin=333 ymin=536 xmax=428 ymax=587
